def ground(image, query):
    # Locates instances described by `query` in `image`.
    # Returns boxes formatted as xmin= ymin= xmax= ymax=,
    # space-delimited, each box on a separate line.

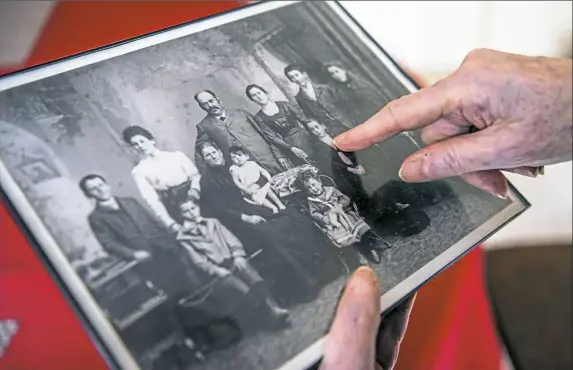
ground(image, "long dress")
xmin=131 ymin=149 xmax=201 ymax=227
xmin=198 ymin=164 xmax=351 ymax=306
xmin=254 ymin=101 xmax=315 ymax=165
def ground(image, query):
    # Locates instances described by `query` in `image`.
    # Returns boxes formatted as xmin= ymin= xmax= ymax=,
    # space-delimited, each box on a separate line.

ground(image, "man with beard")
xmin=194 ymin=89 xmax=287 ymax=174
xmin=190 ymin=141 xmax=353 ymax=307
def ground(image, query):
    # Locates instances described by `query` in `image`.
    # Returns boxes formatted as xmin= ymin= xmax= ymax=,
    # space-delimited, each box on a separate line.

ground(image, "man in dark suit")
xmin=284 ymin=64 xmax=350 ymax=136
xmin=79 ymin=174 xmax=196 ymax=298
xmin=79 ymin=174 xmax=241 ymax=361
xmin=194 ymin=89 xmax=287 ymax=175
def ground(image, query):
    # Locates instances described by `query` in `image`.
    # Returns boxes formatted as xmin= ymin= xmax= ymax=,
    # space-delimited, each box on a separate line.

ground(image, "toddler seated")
xmin=228 ymin=146 xmax=286 ymax=214
xmin=296 ymin=169 xmax=389 ymax=264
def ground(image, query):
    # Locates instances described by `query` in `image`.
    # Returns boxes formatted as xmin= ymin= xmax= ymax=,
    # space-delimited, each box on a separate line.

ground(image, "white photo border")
xmin=0 ymin=1 xmax=529 ymax=370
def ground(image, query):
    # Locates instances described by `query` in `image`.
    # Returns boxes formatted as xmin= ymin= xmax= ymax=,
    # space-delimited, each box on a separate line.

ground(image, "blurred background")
xmin=1 ymin=1 xmax=571 ymax=250
xmin=1 ymin=2 xmax=571 ymax=370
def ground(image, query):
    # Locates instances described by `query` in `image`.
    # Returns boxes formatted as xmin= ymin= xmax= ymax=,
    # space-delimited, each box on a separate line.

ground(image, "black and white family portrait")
xmin=0 ymin=2 xmax=522 ymax=370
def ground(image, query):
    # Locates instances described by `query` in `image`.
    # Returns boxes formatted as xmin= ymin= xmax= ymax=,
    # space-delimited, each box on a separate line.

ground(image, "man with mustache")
xmin=194 ymin=89 xmax=287 ymax=174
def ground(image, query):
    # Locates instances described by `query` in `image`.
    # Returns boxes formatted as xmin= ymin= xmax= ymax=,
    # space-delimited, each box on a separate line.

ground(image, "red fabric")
xmin=0 ymin=2 xmax=503 ymax=369
xmin=0 ymin=202 xmax=108 ymax=370
xmin=393 ymin=62 xmax=503 ymax=370
xmin=395 ymin=248 xmax=502 ymax=370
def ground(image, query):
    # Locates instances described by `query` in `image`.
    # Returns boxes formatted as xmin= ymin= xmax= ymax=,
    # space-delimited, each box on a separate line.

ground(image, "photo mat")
xmin=0 ymin=1 xmax=529 ymax=370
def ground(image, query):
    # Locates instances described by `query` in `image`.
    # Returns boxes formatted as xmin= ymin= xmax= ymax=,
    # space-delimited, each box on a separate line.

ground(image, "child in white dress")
xmin=228 ymin=146 xmax=286 ymax=214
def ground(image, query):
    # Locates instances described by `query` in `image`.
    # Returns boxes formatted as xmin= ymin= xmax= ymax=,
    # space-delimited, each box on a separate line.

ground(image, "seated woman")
xmin=295 ymin=168 xmax=389 ymax=264
xmin=122 ymin=125 xmax=201 ymax=233
xmin=246 ymin=84 xmax=314 ymax=166
xmin=194 ymin=140 xmax=350 ymax=306
xmin=228 ymin=146 xmax=286 ymax=214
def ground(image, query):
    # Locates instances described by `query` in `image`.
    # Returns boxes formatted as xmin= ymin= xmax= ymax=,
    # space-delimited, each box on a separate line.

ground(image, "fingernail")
xmin=332 ymin=134 xmax=345 ymax=148
xmin=398 ymin=158 xmax=424 ymax=182
xmin=511 ymin=168 xmax=538 ymax=178
xmin=355 ymin=266 xmax=377 ymax=281
xmin=348 ymin=266 xmax=378 ymax=288
xmin=493 ymin=191 xmax=508 ymax=200
xmin=398 ymin=166 xmax=406 ymax=181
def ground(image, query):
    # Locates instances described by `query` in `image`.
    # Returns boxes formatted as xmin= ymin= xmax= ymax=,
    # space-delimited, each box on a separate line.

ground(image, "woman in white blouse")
xmin=122 ymin=125 xmax=201 ymax=233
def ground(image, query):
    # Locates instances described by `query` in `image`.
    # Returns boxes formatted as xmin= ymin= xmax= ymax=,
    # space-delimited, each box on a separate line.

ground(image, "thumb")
xmin=320 ymin=266 xmax=381 ymax=370
xmin=398 ymin=125 xmax=511 ymax=182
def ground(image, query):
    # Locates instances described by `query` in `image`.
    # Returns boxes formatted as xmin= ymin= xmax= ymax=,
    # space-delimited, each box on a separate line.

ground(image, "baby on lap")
xmin=229 ymin=146 xmax=286 ymax=214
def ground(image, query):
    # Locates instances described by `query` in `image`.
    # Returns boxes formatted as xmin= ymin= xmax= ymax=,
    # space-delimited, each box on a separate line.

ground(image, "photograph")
xmin=18 ymin=158 xmax=60 ymax=184
xmin=0 ymin=2 xmax=528 ymax=370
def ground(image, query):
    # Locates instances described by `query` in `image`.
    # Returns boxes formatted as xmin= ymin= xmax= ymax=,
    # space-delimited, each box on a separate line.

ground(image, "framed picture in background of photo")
xmin=0 ymin=1 xmax=529 ymax=370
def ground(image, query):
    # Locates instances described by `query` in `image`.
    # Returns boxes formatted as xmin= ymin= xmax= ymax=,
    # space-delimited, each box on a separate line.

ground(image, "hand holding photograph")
xmin=0 ymin=1 xmax=528 ymax=370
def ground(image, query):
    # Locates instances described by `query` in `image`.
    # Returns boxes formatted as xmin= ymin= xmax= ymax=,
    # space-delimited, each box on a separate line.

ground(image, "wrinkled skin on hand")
xmin=334 ymin=49 xmax=573 ymax=198
xmin=318 ymin=267 xmax=415 ymax=370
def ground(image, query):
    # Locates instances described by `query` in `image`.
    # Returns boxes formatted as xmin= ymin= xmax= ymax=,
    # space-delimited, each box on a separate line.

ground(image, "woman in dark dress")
xmin=323 ymin=61 xmax=386 ymax=126
xmin=195 ymin=141 xmax=352 ymax=307
xmin=246 ymin=84 xmax=315 ymax=167
xmin=323 ymin=62 xmax=423 ymax=161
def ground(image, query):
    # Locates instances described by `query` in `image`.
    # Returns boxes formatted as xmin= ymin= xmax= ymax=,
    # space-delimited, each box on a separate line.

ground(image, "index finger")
xmin=334 ymin=84 xmax=452 ymax=152
xmin=320 ymin=266 xmax=381 ymax=370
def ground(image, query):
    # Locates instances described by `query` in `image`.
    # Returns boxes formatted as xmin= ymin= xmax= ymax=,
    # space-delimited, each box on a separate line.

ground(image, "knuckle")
xmin=439 ymin=145 xmax=466 ymax=176
xmin=449 ymin=71 xmax=490 ymax=111
xmin=384 ymin=96 xmax=406 ymax=131
xmin=467 ymin=87 xmax=490 ymax=114
xmin=420 ymin=127 xmax=435 ymax=145
xmin=383 ymin=101 xmax=398 ymax=130
xmin=463 ymin=48 xmax=491 ymax=64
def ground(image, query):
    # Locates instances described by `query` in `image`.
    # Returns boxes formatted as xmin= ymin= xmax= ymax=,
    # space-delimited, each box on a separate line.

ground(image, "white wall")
xmin=341 ymin=1 xmax=572 ymax=79
xmin=341 ymin=1 xmax=573 ymax=247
